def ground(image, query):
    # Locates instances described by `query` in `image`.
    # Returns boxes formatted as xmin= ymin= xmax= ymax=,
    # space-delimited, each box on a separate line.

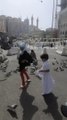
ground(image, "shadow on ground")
xmin=19 ymin=83 xmax=38 ymax=120
xmin=43 ymin=93 xmax=63 ymax=120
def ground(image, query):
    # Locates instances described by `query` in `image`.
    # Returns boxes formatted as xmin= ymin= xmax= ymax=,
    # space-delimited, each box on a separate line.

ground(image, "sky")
xmin=0 ymin=0 xmax=60 ymax=30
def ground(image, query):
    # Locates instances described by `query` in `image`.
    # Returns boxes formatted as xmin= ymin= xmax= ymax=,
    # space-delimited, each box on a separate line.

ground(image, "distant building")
xmin=36 ymin=18 xmax=39 ymax=28
xmin=0 ymin=15 xmax=40 ymax=37
xmin=46 ymin=28 xmax=59 ymax=38
xmin=23 ymin=18 xmax=29 ymax=33
xmin=58 ymin=8 xmax=67 ymax=38
xmin=6 ymin=17 xmax=22 ymax=37
xmin=0 ymin=15 xmax=6 ymax=33
xmin=58 ymin=0 xmax=67 ymax=38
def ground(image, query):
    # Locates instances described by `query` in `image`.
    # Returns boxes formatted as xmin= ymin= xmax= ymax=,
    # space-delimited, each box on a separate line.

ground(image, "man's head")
xmin=19 ymin=42 xmax=26 ymax=51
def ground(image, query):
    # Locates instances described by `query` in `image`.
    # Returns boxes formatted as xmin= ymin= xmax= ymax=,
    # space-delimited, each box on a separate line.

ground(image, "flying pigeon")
xmin=7 ymin=104 xmax=18 ymax=110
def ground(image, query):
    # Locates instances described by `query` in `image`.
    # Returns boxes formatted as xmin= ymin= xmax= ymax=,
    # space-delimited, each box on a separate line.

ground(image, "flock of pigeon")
xmin=52 ymin=58 xmax=67 ymax=72
xmin=0 ymin=54 xmax=19 ymax=81
xmin=52 ymin=57 xmax=67 ymax=117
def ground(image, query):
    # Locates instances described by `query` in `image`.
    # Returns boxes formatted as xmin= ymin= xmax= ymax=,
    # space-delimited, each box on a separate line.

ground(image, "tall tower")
xmin=36 ymin=18 xmax=39 ymax=28
xmin=31 ymin=16 xmax=34 ymax=26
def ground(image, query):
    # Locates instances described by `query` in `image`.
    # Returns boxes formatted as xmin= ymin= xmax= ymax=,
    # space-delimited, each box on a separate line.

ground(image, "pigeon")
xmin=5 ymin=71 xmax=12 ymax=77
xmin=52 ymin=62 xmax=55 ymax=65
xmin=13 ymin=69 xmax=18 ymax=73
xmin=59 ymin=67 xmax=64 ymax=71
xmin=54 ymin=67 xmax=59 ymax=71
xmin=7 ymin=104 xmax=18 ymax=118
xmin=61 ymin=105 xmax=67 ymax=117
xmin=7 ymin=104 xmax=18 ymax=110
xmin=54 ymin=58 xmax=56 ymax=60
xmin=56 ymin=60 xmax=59 ymax=64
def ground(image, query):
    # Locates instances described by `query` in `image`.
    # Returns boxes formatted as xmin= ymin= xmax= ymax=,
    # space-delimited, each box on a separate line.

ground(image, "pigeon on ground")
xmin=61 ymin=105 xmax=67 ymax=117
xmin=54 ymin=58 xmax=56 ymax=60
xmin=52 ymin=62 xmax=55 ymax=65
xmin=59 ymin=67 xmax=64 ymax=71
xmin=56 ymin=60 xmax=59 ymax=64
xmin=7 ymin=104 xmax=18 ymax=110
xmin=54 ymin=67 xmax=59 ymax=72
xmin=5 ymin=71 xmax=12 ymax=77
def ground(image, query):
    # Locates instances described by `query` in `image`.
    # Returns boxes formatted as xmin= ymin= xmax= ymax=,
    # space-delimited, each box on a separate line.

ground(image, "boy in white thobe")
xmin=39 ymin=54 xmax=54 ymax=95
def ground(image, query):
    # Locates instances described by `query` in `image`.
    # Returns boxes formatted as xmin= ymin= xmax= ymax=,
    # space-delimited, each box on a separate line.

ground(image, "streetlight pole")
xmin=51 ymin=0 xmax=55 ymax=29
xmin=55 ymin=0 xmax=58 ymax=28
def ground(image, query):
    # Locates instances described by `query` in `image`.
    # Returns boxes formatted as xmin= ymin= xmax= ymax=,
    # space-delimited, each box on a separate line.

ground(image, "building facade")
xmin=46 ymin=28 xmax=58 ymax=38
xmin=61 ymin=0 xmax=67 ymax=10
xmin=23 ymin=18 xmax=29 ymax=34
xmin=58 ymin=8 xmax=67 ymax=38
xmin=58 ymin=0 xmax=67 ymax=38
xmin=7 ymin=17 xmax=22 ymax=37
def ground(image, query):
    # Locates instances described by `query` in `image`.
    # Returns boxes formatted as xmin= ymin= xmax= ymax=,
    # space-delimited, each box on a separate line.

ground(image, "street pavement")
xmin=0 ymin=47 xmax=67 ymax=120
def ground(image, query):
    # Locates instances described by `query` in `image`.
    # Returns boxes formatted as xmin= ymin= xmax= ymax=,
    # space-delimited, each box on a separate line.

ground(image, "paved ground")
xmin=0 ymin=47 xmax=67 ymax=120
